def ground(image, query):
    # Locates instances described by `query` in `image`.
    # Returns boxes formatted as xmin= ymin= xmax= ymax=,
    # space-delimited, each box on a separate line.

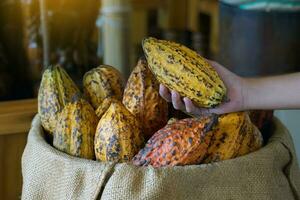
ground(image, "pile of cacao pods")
xmin=38 ymin=37 xmax=272 ymax=167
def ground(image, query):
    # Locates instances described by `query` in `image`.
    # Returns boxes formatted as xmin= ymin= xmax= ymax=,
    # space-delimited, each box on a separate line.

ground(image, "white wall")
xmin=275 ymin=110 xmax=300 ymax=162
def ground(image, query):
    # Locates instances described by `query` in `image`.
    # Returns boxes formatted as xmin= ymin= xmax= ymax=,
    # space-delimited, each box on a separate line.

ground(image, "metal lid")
xmin=221 ymin=0 xmax=300 ymax=11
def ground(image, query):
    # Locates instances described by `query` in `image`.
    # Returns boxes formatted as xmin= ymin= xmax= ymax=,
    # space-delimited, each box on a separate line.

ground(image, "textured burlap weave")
xmin=22 ymin=115 xmax=300 ymax=200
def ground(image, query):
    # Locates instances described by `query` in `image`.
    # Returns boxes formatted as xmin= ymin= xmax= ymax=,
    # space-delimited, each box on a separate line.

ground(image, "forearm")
xmin=244 ymin=72 xmax=300 ymax=110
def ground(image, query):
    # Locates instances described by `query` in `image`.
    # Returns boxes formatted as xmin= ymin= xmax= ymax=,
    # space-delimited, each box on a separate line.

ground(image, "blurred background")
xmin=0 ymin=0 xmax=300 ymax=199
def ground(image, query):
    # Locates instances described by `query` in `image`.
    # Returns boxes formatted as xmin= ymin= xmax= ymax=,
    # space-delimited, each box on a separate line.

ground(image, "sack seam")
xmin=279 ymin=141 xmax=300 ymax=200
xmin=94 ymin=162 xmax=117 ymax=200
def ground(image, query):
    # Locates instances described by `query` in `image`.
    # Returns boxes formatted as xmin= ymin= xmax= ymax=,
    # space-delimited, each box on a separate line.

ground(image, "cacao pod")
xmin=237 ymin=123 xmax=263 ymax=157
xmin=94 ymin=101 xmax=144 ymax=162
xmin=83 ymin=65 xmax=124 ymax=109
xmin=53 ymin=99 xmax=98 ymax=159
xmin=132 ymin=115 xmax=218 ymax=168
xmin=123 ymin=58 xmax=168 ymax=138
xmin=249 ymin=110 xmax=274 ymax=130
xmin=167 ymin=117 xmax=178 ymax=125
xmin=38 ymin=65 xmax=81 ymax=133
xmin=203 ymin=112 xmax=263 ymax=163
xmin=95 ymin=97 xmax=119 ymax=119
xmin=142 ymin=37 xmax=227 ymax=108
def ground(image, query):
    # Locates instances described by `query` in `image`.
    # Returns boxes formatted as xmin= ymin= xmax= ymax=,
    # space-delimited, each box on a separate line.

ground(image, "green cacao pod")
xmin=94 ymin=101 xmax=144 ymax=162
xmin=123 ymin=58 xmax=168 ymax=138
xmin=83 ymin=65 xmax=124 ymax=109
xmin=142 ymin=37 xmax=227 ymax=108
xmin=53 ymin=99 xmax=98 ymax=159
xmin=38 ymin=65 xmax=81 ymax=133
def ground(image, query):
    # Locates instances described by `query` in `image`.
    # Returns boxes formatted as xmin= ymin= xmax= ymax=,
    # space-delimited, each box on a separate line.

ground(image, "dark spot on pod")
xmin=203 ymin=114 xmax=219 ymax=132
xmin=196 ymin=91 xmax=202 ymax=97
xmin=220 ymin=132 xmax=228 ymax=143
xmin=107 ymin=152 xmax=119 ymax=160
xmin=91 ymin=80 xmax=99 ymax=85
xmin=216 ymin=91 xmax=223 ymax=97
xmin=188 ymin=137 xmax=193 ymax=144
xmin=171 ymin=150 xmax=176 ymax=156
xmin=138 ymin=159 xmax=147 ymax=166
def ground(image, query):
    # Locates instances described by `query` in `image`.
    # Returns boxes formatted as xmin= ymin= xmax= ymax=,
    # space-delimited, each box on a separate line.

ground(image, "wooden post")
xmin=39 ymin=0 xmax=50 ymax=68
xmin=187 ymin=0 xmax=199 ymax=32
xmin=158 ymin=0 xmax=188 ymax=31
xmin=130 ymin=10 xmax=148 ymax=69
xmin=101 ymin=0 xmax=132 ymax=79
xmin=198 ymin=0 xmax=219 ymax=58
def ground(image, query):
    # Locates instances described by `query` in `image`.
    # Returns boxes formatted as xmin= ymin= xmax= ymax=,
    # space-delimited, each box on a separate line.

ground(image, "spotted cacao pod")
xmin=53 ymin=99 xmax=98 ymax=159
xmin=249 ymin=110 xmax=274 ymax=130
xmin=132 ymin=115 xmax=218 ymax=167
xmin=38 ymin=65 xmax=81 ymax=133
xmin=95 ymin=97 xmax=119 ymax=119
xmin=142 ymin=37 xmax=227 ymax=108
xmin=83 ymin=65 xmax=124 ymax=109
xmin=203 ymin=112 xmax=263 ymax=163
xmin=167 ymin=117 xmax=178 ymax=125
xmin=94 ymin=101 xmax=144 ymax=162
xmin=123 ymin=59 xmax=168 ymax=138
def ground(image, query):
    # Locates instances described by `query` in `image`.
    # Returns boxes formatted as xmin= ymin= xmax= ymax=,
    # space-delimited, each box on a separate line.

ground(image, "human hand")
xmin=159 ymin=60 xmax=248 ymax=116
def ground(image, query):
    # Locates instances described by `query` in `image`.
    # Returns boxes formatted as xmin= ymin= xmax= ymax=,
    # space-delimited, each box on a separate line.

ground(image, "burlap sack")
xmin=22 ymin=115 xmax=300 ymax=200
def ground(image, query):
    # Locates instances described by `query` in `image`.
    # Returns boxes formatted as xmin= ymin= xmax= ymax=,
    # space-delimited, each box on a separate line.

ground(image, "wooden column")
xmin=101 ymin=0 xmax=132 ymax=78
xmin=130 ymin=10 xmax=148 ymax=69
xmin=158 ymin=0 xmax=188 ymax=31
xmin=198 ymin=0 xmax=219 ymax=57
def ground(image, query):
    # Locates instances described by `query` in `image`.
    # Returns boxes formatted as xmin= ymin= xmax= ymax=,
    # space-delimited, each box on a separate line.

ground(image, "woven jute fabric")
xmin=22 ymin=115 xmax=300 ymax=200
xmin=21 ymin=115 xmax=115 ymax=200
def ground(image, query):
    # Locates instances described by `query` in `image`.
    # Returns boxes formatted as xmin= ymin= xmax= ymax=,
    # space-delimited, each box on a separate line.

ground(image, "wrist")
xmin=240 ymin=77 xmax=253 ymax=110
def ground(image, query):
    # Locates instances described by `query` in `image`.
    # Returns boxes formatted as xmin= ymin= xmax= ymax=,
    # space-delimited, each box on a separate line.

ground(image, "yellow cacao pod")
xmin=123 ymin=59 xmax=168 ymax=138
xmin=83 ymin=65 xmax=124 ymax=109
xmin=95 ymin=97 xmax=119 ymax=119
xmin=237 ymin=122 xmax=263 ymax=157
xmin=142 ymin=37 xmax=226 ymax=108
xmin=94 ymin=101 xmax=144 ymax=162
xmin=203 ymin=112 xmax=263 ymax=163
xmin=38 ymin=65 xmax=81 ymax=133
xmin=53 ymin=99 xmax=98 ymax=159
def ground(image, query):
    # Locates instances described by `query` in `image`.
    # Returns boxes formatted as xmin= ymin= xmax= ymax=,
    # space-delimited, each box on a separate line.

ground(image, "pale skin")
xmin=159 ymin=60 xmax=300 ymax=116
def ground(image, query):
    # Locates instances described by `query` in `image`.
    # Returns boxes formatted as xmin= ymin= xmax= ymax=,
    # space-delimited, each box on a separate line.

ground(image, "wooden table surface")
xmin=0 ymin=99 xmax=37 ymax=135
xmin=0 ymin=98 xmax=37 ymax=200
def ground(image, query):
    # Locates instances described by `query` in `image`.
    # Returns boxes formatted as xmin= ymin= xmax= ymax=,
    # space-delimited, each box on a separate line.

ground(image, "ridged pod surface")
xmin=249 ymin=110 xmax=274 ymax=131
xmin=38 ymin=65 xmax=81 ymax=133
xmin=83 ymin=65 xmax=124 ymax=109
xmin=237 ymin=123 xmax=263 ymax=157
xmin=132 ymin=115 xmax=218 ymax=168
xmin=203 ymin=112 xmax=263 ymax=163
xmin=142 ymin=37 xmax=227 ymax=108
xmin=123 ymin=59 xmax=168 ymax=138
xmin=94 ymin=101 xmax=144 ymax=162
xmin=53 ymin=99 xmax=98 ymax=159
xmin=95 ymin=97 xmax=119 ymax=119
